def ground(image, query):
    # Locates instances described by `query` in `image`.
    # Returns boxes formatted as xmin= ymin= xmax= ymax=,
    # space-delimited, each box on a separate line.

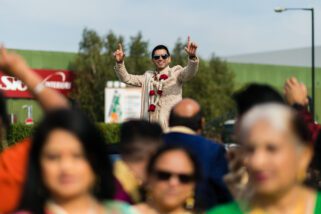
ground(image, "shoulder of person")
xmin=206 ymin=202 xmax=242 ymax=214
xmin=103 ymin=200 xmax=137 ymax=214
xmin=133 ymin=203 xmax=158 ymax=214
xmin=144 ymin=70 xmax=155 ymax=76
xmin=171 ymin=65 xmax=184 ymax=72
xmin=314 ymin=191 xmax=321 ymax=212
xmin=201 ymin=138 xmax=227 ymax=157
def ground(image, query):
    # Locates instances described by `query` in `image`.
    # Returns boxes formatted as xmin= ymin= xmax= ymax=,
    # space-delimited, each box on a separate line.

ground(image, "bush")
xmin=97 ymin=123 xmax=120 ymax=144
xmin=3 ymin=123 xmax=121 ymax=150
xmin=7 ymin=124 xmax=35 ymax=147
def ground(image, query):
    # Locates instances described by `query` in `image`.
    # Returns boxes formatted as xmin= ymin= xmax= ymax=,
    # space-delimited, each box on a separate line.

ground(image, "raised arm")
xmin=0 ymin=46 xmax=70 ymax=213
xmin=0 ymin=46 xmax=69 ymax=111
xmin=177 ymin=36 xmax=199 ymax=83
xmin=284 ymin=77 xmax=321 ymax=143
xmin=113 ymin=43 xmax=144 ymax=87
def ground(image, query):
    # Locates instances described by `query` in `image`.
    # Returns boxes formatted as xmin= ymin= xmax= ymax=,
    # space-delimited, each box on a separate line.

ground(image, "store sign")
xmin=0 ymin=69 xmax=74 ymax=98
xmin=105 ymin=87 xmax=141 ymax=123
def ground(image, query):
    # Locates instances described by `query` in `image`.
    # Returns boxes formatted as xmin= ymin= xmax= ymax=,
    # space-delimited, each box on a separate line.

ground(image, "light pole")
xmin=274 ymin=7 xmax=315 ymax=119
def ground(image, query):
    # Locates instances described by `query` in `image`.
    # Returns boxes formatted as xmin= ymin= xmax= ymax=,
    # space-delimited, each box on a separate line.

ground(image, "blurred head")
xmin=146 ymin=145 xmax=200 ymax=212
xmin=120 ymin=119 xmax=163 ymax=182
xmin=169 ymin=98 xmax=204 ymax=134
xmin=233 ymin=83 xmax=285 ymax=117
xmin=19 ymin=109 xmax=114 ymax=213
xmin=151 ymin=45 xmax=171 ymax=71
xmin=239 ymin=104 xmax=312 ymax=197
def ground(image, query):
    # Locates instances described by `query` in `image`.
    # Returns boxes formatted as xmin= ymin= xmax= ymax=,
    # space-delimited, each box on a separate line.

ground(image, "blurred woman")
xmin=208 ymin=103 xmax=321 ymax=214
xmin=17 ymin=109 xmax=135 ymax=214
xmin=134 ymin=144 xmax=201 ymax=214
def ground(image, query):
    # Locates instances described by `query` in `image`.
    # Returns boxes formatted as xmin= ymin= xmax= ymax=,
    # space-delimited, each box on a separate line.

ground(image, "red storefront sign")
xmin=0 ymin=69 xmax=74 ymax=98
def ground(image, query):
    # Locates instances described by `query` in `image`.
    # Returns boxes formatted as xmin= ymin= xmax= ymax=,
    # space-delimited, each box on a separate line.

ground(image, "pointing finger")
xmin=0 ymin=45 xmax=7 ymax=64
xmin=118 ymin=43 xmax=123 ymax=51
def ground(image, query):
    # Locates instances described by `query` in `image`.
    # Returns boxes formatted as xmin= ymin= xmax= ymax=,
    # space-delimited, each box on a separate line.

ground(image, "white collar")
xmin=165 ymin=126 xmax=196 ymax=135
xmin=156 ymin=66 xmax=170 ymax=74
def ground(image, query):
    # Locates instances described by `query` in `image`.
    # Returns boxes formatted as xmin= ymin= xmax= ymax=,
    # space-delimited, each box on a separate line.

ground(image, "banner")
xmin=0 ymin=69 xmax=74 ymax=98
xmin=105 ymin=87 xmax=141 ymax=123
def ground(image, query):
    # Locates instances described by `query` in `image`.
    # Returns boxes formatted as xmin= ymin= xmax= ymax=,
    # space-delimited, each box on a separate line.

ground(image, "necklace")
xmin=147 ymin=70 xmax=169 ymax=113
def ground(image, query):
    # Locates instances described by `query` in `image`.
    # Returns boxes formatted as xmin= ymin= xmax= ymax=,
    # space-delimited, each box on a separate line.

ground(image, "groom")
xmin=114 ymin=37 xmax=199 ymax=130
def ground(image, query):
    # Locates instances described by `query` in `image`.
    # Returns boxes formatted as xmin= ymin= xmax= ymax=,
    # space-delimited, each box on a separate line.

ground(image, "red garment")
xmin=113 ymin=179 xmax=134 ymax=204
xmin=295 ymin=104 xmax=321 ymax=143
xmin=0 ymin=138 xmax=31 ymax=213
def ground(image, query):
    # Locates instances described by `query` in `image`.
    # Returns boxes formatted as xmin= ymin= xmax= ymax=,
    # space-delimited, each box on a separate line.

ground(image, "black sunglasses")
xmin=153 ymin=170 xmax=195 ymax=184
xmin=152 ymin=54 xmax=169 ymax=60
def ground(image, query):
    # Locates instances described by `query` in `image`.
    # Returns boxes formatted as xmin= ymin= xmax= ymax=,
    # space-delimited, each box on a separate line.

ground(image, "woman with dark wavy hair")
xmin=17 ymin=109 xmax=135 ymax=214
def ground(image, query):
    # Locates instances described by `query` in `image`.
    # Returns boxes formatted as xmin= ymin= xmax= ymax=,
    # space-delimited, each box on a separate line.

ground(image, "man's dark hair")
xmin=233 ymin=83 xmax=285 ymax=116
xmin=168 ymin=109 xmax=203 ymax=132
xmin=120 ymin=119 xmax=163 ymax=162
xmin=18 ymin=109 xmax=115 ymax=214
xmin=151 ymin=45 xmax=170 ymax=58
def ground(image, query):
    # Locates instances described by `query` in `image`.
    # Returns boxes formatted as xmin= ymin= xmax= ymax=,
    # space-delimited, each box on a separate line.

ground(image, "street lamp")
xmin=274 ymin=7 xmax=315 ymax=119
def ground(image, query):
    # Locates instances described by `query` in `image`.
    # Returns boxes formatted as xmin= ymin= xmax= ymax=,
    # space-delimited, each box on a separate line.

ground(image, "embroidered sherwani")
xmin=114 ymin=58 xmax=199 ymax=130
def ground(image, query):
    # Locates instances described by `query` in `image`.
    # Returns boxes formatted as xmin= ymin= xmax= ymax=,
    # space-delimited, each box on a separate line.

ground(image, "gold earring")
xmin=185 ymin=195 xmax=195 ymax=210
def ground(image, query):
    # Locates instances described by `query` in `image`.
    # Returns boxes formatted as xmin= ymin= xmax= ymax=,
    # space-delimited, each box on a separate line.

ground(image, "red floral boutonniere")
xmin=157 ymin=90 xmax=163 ymax=96
xmin=159 ymin=74 xmax=168 ymax=81
xmin=148 ymin=104 xmax=156 ymax=112
xmin=149 ymin=90 xmax=156 ymax=96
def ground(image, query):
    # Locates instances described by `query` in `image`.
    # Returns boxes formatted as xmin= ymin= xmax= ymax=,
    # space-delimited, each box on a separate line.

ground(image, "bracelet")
xmin=189 ymin=55 xmax=197 ymax=60
xmin=33 ymin=82 xmax=46 ymax=95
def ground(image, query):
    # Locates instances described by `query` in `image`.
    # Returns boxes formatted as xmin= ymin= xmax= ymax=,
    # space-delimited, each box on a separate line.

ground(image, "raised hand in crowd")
xmin=0 ymin=46 xmax=69 ymax=111
xmin=223 ymin=148 xmax=252 ymax=201
xmin=0 ymin=45 xmax=30 ymax=76
xmin=184 ymin=36 xmax=198 ymax=58
xmin=284 ymin=76 xmax=309 ymax=106
xmin=284 ymin=76 xmax=321 ymax=142
xmin=113 ymin=43 xmax=125 ymax=63
xmin=0 ymin=46 xmax=71 ymax=213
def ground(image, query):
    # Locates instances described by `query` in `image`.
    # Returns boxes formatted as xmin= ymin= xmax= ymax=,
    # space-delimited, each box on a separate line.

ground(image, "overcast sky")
xmin=1 ymin=0 xmax=320 ymax=58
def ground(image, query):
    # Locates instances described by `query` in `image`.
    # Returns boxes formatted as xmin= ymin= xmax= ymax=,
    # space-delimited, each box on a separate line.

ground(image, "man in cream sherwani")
xmin=113 ymin=37 xmax=199 ymax=130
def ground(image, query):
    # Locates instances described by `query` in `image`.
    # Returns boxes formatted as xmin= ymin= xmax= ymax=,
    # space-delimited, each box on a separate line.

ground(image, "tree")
xmin=183 ymin=54 xmax=235 ymax=135
xmin=71 ymin=30 xmax=153 ymax=121
xmin=71 ymin=29 xmax=120 ymax=121
xmin=171 ymin=38 xmax=187 ymax=66
xmin=126 ymin=32 xmax=152 ymax=74
xmin=104 ymin=30 xmax=124 ymax=57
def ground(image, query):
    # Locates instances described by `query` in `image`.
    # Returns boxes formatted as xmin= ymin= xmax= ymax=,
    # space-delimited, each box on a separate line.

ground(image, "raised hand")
xmin=284 ymin=77 xmax=309 ymax=106
xmin=224 ymin=148 xmax=251 ymax=199
xmin=184 ymin=36 xmax=198 ymax=58
xmin=113 ymin=43 xmax=125 ymax=63
xmin=0 ymin=45 xmax=30 ymax=76
xmin=1 ymin=45 xmax=70 ymax=111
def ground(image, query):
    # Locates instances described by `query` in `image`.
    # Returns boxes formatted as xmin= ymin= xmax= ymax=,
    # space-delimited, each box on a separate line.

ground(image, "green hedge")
xmin=3 ymin=123 xmax=120 ymax=149
xmin=97 ymin=123 xmax=120 ymax=144
xmin=7 ymin=123 xmax=35 ymax=146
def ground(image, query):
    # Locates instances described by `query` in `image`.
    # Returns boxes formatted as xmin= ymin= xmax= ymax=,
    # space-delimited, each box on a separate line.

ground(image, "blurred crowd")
xmin=1 ymin=46 xmax=321 ymax=214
